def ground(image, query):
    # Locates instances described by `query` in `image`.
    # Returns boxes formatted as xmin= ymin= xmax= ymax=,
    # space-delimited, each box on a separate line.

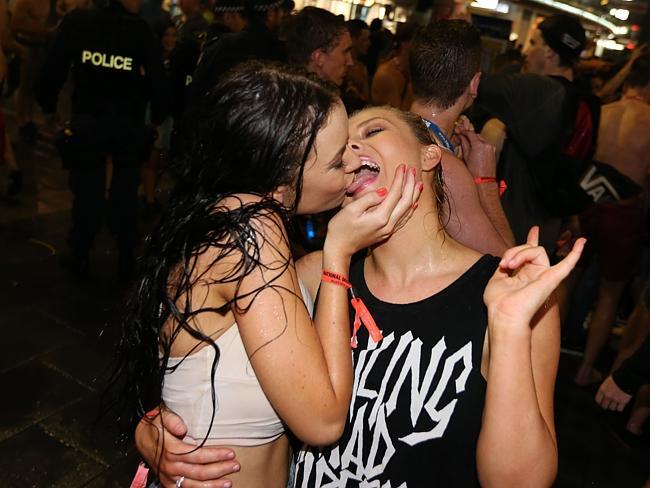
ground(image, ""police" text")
xmin=81 ymin=50 xmax=133 ymax=71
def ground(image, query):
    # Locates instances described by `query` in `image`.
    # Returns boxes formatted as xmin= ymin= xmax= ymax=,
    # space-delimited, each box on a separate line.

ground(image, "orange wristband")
xmin=474 ymin=176 xmax=507 ymax=196
xmin=321 ymin=270 xmax=352 ymax=289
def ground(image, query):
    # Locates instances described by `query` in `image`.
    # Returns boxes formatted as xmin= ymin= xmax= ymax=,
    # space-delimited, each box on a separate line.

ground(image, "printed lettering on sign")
xmin=81 ymin=50 xmax=134 ymax=72
xmin=295 ymin=331 xmax=473 ymax=486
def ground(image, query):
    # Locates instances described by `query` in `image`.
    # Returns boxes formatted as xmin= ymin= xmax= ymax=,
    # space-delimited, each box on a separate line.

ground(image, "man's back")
xmin=596 ymin=98 xmax=650 ymax=187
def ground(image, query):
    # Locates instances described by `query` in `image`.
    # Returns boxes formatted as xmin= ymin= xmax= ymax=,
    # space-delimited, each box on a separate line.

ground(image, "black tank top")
xmin=293 ymin=254 xmax=499 ymax=487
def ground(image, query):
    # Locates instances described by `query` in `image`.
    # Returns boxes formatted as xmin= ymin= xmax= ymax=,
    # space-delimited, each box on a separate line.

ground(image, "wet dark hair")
xmin=410 ymin=20 xmax=482 ymax=109
xmin=283 ymin=6 xmax=347 ymax=65
xmin=109 ymin=61 xmax=339 ymax=443
xmin=626 ymin=56 xmax=650 ymax=89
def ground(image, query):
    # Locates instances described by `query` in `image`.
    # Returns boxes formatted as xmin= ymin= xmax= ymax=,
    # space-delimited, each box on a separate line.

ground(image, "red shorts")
xmin=579 ymin=199 xmax=645 ymax=281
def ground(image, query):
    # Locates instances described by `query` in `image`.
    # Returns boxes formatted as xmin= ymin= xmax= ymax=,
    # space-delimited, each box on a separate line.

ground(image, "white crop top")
xmin=162 ymin=280 xmax=314 ymax=447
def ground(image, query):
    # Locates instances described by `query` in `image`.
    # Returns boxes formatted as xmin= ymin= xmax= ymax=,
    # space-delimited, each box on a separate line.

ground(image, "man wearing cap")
xmin=168 ymin=0 xmax=209 ymax=143
xmin=35 ymin=0 xmax=169 ymax=281
xmin=186 ymin=0 xmax=285 ymax=114
xmin=209 ymin=0 xmax=247 ymax=38
xmin=475 ymin=14 xmax=596 ymax=252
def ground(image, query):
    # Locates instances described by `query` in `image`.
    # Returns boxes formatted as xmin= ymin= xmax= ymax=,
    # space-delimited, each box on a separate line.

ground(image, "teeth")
xmin=360 ymin=158 xmax=380 ymax=172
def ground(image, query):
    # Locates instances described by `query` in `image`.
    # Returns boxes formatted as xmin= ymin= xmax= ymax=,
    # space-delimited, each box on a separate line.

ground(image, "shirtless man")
xmin=370 ymin=22 xmax=417 ymax=110
xmin=574 ymin=56 xmax=650 ymax=386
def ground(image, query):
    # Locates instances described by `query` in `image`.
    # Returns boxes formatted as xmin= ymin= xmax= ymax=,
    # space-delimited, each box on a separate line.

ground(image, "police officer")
xmin=35 ymin=0 xmax=169 ymax=281
xmin=168 ymin=0 xmax=208 ymax=136
xmin=185 ymin=0 xmax=285 ymax=119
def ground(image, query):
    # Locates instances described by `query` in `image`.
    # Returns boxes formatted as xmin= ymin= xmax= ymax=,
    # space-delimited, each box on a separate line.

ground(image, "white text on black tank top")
xmin=296 ymin=330 xmax=473 ymax=486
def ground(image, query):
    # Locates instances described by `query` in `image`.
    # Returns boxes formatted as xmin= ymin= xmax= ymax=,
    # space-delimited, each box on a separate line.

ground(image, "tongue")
xmin=348 ymin=173 xmax=378 ymax=195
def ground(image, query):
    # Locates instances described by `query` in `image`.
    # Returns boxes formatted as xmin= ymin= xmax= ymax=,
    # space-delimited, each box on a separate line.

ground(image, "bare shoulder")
xmin=440 ymin=150 xmax=474 ymax=191
xmin=296 ymin=251 xmax=322 ymax=299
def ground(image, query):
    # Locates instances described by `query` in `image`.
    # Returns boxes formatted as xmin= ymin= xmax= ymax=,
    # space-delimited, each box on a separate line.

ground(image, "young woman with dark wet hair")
xmin=112 ymin=63 xmax=421 ymax=488
xmin=135 ymin=105 xmax=585 ymax=487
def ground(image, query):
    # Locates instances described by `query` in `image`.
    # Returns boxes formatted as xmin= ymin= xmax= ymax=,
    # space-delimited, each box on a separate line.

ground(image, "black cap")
xmin=213 ymin=0 xmax=244 ymax=12
xmin=539 ymin=14 xmax=586 ymax=64
xmin=244 ymin=0 xmax=283 ymax=11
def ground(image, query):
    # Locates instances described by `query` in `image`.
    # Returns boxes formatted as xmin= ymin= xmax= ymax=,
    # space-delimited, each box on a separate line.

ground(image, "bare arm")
xmin=442 ymin=151 xmax=511 ymax=256
xmin=235 ymin=167 xmax=419 ymax=445
xmin=458 ymin=125 xmax=515 ymax=249
xmin=597 ymin=44 xmax=647 ymax=100
xmin=477 ymin=228 xmax=585 ymax=486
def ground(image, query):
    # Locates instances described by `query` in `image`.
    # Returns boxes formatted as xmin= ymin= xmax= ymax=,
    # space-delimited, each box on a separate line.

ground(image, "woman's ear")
xmin=421 ymin=144 xmax=442 ymax=172
xmin=271 ymin=185 xmax=294 ymax=207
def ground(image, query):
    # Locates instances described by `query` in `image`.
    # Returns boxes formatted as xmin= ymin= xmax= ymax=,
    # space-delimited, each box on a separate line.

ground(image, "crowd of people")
xmin=1 ymin=0 xmax=649 ymax=485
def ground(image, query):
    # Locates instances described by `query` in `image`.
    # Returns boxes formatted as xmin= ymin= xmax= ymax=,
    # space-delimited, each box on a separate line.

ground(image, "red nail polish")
xmin=376 ymin=187 xmax=388 ymax=197
xmin=417 ymin=182 xmax=424 ymax=191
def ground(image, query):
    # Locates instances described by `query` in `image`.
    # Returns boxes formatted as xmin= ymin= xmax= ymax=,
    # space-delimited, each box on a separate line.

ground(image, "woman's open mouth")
xmin=346 ymin=157 xmax=380 ymax=196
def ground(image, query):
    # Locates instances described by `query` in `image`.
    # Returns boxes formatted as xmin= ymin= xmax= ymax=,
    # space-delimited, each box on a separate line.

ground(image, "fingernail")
xmin=410 ymin=167 xmax=416 ymax=176
xmin=224 ymin=483 xmax=232 ymax=488
xmin=399 ymin=164 xmax=406 ymax=173
xmin=417 ymin=182 xmax=424 ymax=191
xmin=233 ymin=464 xmax=241 ymax=472
xmin=376 ymin=187 xmax=388 ymax=197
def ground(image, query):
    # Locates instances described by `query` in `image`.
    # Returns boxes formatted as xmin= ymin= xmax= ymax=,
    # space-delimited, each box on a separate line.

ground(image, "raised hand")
xmin=484 ymin=226 xmax=586 ymax=331
xmin=325 ymin=164 xmax=422 ymax=257
xmin=455 ymin=126 xmax=498 ymax=179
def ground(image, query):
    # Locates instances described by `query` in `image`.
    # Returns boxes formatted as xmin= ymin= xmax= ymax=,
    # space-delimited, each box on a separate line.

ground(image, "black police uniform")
xmin=186 ymin=19 xmax=285 ymax=119
xmin=36 ymin=0 xmax=169 ymax=277
xmin=169 ymin=13 xmax=208 ymax=124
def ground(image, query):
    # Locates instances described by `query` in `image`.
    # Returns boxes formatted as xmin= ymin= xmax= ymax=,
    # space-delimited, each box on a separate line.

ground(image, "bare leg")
xmin=626 ymin=385 xmax=650 ymax=435
xmin=575 ymin=279 xmax=627 ymax=386
xmin=611 ymin=301 xmax=650 ymax=372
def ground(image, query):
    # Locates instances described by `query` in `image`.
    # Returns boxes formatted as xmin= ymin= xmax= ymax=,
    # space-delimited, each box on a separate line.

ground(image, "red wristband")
xmin=321 ymin=270 xmax=352 ymax=289
xmin=474 ymin=176 xmax=507 ymax=196
xmin=320 ymin=270 xmax=383 ymax=349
